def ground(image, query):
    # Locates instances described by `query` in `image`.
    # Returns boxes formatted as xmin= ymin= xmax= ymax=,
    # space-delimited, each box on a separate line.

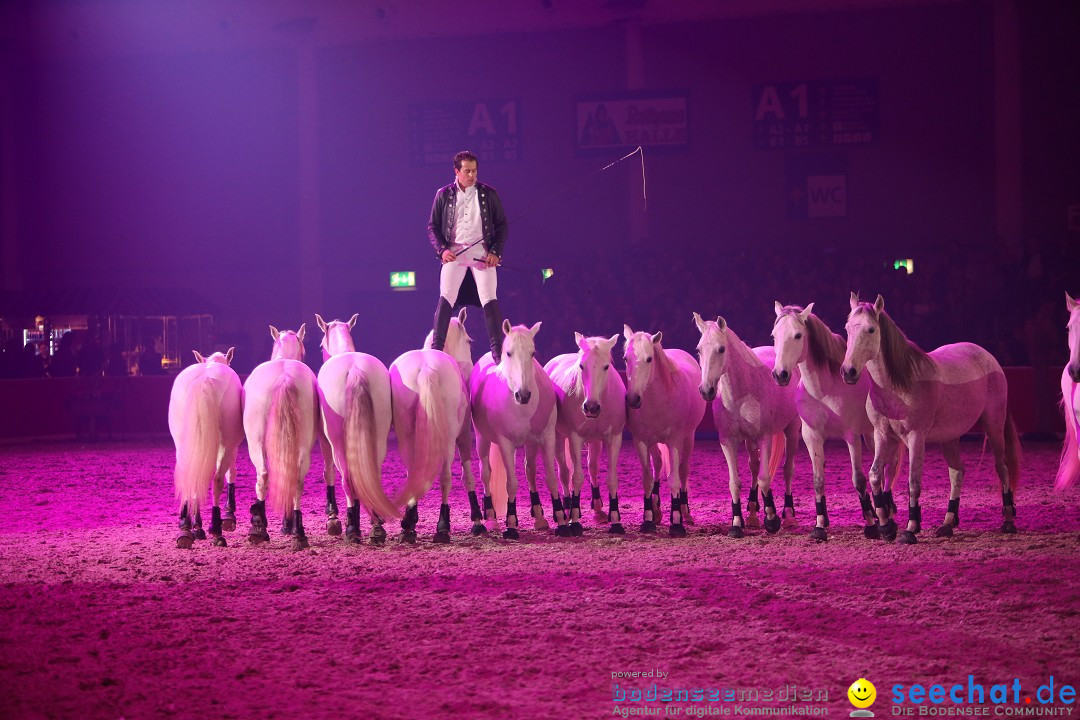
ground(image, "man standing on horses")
xmin=427 ymin=150 xmax=508 ymax=363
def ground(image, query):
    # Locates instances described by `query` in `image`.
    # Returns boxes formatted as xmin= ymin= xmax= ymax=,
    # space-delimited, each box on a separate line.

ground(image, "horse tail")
xmin=489 ymin=445 xmax=509 ymax=519
xmin=1004 ymin=410 xmax=1021 ymax=492
xmin=173 ymin=375 xmax=219 ymax=517
xmin=266 ymin=375 xmax=302 ymax=517
xmin=886 ymin=443 xmax=907 ymax=486
xmin=1057 ymin=394 xmax=1080 ymax=491
xmin=394 ymin=365 xmax=451 ymax=505
xmin=657 ymin=443 xmax=672 ymax=481
xmin=765 ymin=430 xmax=786 ymax=481
xmin=344 ymin=369 xmax=399 ymax=521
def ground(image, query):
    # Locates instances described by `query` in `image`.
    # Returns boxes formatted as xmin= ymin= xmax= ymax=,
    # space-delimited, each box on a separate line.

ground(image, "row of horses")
xmin=167 ymin=289 xmax=1075 ymax=550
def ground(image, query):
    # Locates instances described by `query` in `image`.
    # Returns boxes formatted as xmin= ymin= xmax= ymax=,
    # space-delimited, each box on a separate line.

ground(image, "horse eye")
xmin=794 ymin=333 xmax=802 ymax=340
xmin=717 ymin=347 xmax=725 ymax=354
xmin=532 ymin=351 xmax=536 ymax=358
xmin=603 ymin=364 xmax=609 ymax=371
xmin=506 ymin=351 xmax=513 ymax=357
xmin=579 ymin=363 xmax=584 ymax=370
xmin=646 ymin=357 xmax=652 ymax=363
xmin=867 ymin=328 xmax=875 ymax=335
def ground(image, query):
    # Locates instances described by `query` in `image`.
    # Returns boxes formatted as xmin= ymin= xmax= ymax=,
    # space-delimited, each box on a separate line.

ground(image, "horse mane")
xmin=803 ymin=312 xmax=846 ymax=376
xmin=724 ymin=325 xmax=765 ymax=371
xmin=861 ymin=306 xmax=933 ymax=391
xmin=654 ymin=341 xmax=682 ymax=389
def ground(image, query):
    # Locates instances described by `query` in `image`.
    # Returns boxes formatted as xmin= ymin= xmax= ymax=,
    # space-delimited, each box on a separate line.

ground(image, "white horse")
xmin=469 ymin=320 xmax=564 ymax=538
xmin=623 ymin=324 xmax=706 ymax=536
xmin=424 ymin=308 xmax=484 ymax=534
xmin=169 ymin=348 xmax=244 ymax=548
xmin=842 ymin=293 xmax=1021 ymax=543
xmin=242 ymin=325 xmax=322 ymax=550
xmin=545 ymin=333 xmax=626 ymax=534
xmin=390 ymin=343 xmax=469 ymax=543
xmin=316 ymin=313 xmax=399 ymax=544
xmin=1056 ymin=292 xmax=1080 ymax=491
xmin=694 ymin=313 xmax=801 ymax=538
xmin=772 ymin=302 xmax=902 ymax=541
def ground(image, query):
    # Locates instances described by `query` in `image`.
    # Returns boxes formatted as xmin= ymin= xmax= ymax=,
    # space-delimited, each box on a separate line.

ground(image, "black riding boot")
xmin=431 ymin=296 xmax=454 ymax=351
xmin=483 ymin=300 xmax=504 ymax=363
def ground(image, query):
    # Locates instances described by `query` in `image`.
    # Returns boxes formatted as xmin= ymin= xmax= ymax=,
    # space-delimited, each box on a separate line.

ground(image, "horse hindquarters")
xmin=1057 ymin=374 xmax=1080 ymax=491
xmin=172 ymin=375 xmax=221 ymax=547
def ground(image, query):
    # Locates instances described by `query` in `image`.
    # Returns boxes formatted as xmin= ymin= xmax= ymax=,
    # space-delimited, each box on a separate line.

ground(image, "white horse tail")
xmin=395 ymin=365 xmax=451 ymax=505
xmin=174 ymin=376 xmax=219 ymax=517
xmin=344 ymin=370 xmax=399 ymax=521
xmin=887 ymin=443 xmax=907 ymax=485
xmin=657 ymin=443 xmax=672 ymax=481
xmin=266 ymin=375 xmax=302 ymax=517
xmin=1057 ymin=396 xmax=1080 ymax=490
xmin=489 ymin=445 xmax=509 ymax=519
xmin=765 ymin=430 xmax=786 ymax=481
xmin=1004 ymin=410 xmax=1021 ymax=492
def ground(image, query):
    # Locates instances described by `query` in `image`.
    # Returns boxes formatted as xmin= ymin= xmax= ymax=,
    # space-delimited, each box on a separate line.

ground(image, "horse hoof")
xmin=881 ymin=519 xmax=898 ymax=542
xmin=1001 ymin=521 xmax=1017 ymax=535
xmin=485 ymin=520 xmax=498 ymax=534
xmin=502 ymin=528 xmax=520 ymax=540
xmin=569 ymin=522 xmax=583 ymax=537
xmin=401 ymin=531 xmax=417 ymax=545
xmin=326 ymin=518 xmax=342 ymax=536
xmin=433 ymin=531 xmax=450 ymax=544
xmin=727 ymin=525 xmax=744 ymax=539
xmin=470 ymin=524 xmax=487 ymax=536
xmin=248 ymin=532 xmax=267 ymax=545
xmin=864 ymin=523 xmax=881 ymax=540
xmin=935 ymin=524 xmax=954 ymax=538
xmin=594 ymin=510 xmax=610 ymax=524
xmin=668 ymin=524 xmax=686 ymax=538
xmin=554 ymin=525 xmax=571 ymax=537
xmin=640 ymin=521 xmax=656 ymax=534
xmin=176 ymin=532 xmax=194 ymax=550
xmin=763 ymin=515 xmax=782 ymax=534
xmin=345 ymin=532 xmax=362 ymax=545
xmin=291 ymin=536 xmax=309 ymax=551
xmin=534 ymin=518 xmax=550 ymax=532
xmin=370 ymin=528 xmax=387 ymax=546
xmin=221 ymin=516 xmax=236 ymax=532
xmin=192 ymin=528 xmax=207 ymax=541
xmin=608 ymin=523 xmax=625 ymax=535
xmin=898 ymin=530 xmax=918 ymax=545
xmin=212 ymin=535 xmax=227 ymax=547
xmin=809 ymin=527 xmax=827 ymax=542
xmin=782 ymin=515 xmax=798 ymax=530
xmin=744 ymin=515 xmax=761 ymax=528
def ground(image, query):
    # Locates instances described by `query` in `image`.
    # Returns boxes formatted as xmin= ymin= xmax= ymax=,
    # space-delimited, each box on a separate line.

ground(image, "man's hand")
xmin=441 ymin=249 xmax=457 ymax=264
xmin=483 ymin=253 xmax=500 ymax=268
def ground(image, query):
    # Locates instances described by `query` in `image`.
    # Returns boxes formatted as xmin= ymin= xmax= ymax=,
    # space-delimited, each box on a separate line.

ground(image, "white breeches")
xmin=439 ymin=258 xmax=498 ymax=306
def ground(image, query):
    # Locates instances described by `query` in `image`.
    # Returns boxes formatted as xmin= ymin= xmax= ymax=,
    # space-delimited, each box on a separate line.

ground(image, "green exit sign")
xmin=390 ymin=271 xmax=416 ymax=290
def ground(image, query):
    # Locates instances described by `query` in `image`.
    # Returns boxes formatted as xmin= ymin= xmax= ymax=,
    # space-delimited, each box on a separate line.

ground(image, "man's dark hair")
xmin=453 ymin=150 xmax=478 ymax=170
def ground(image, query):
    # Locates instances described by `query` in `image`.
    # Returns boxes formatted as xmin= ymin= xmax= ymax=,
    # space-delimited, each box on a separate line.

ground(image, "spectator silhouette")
xmin=47 ymin=332 xmax=77 ymax=378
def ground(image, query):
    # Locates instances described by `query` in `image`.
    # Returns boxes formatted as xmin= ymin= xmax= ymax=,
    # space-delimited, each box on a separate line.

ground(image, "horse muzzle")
xmin=582 ymin=400 xmax=601 ymax=418
xmin=625 ymin=394 xmax=642 ymax=410
xmin=841 ymin=366 xmax=859 ymax=385
xmin=514 ymin=390 xmax=532 ymax=405
xmin=773 ymin=369 xmax=791 ymax=386
xmin=699 ymin=385 xmax=716 ymax=402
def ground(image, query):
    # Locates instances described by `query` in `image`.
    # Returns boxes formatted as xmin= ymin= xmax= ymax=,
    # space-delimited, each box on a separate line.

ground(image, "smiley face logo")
xmin=848 ymin=678 xmax=876 ymax=709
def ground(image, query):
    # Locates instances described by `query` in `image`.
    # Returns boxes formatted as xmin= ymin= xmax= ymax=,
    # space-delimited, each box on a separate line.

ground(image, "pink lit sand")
xmin=0 ymin=438 xmax=1078 ymax=719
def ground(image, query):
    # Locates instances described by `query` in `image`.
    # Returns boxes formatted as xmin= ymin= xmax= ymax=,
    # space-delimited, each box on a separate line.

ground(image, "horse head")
xmin=622 ymin=324 xmax=663 ymax=409
xmin=1067 ymin=292 xmax=1080 ymax=383
xmin=841 ymin=292 xmax=884 ymax=385
xmin=316 ymin=313 xmax=358 ymax=360
xmin=771 ymin=301 xmax=814 ymax=387
xmin=193 ymin=347 xmax=235 ymax=366
xmin=445 ymin=308 xmax=474 ymax=379
xmin=693 ymin=312 xmax=730 ymax=402
xmin=269 ymin=324 xmax=306 ymax=361
xmin=575 ymin=332 xmax=619 ymax=418
xmin=500 ymin=319 xmax=541 ymax=405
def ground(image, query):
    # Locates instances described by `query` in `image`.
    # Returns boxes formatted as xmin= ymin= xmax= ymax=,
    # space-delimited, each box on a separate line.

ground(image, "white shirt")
xmin=452 ymin=184 xmax=484 ymax=259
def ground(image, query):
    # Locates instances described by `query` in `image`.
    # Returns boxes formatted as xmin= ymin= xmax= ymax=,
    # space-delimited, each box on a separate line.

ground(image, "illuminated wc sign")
xmin=390 ymin=271 xmax=416 ymax=290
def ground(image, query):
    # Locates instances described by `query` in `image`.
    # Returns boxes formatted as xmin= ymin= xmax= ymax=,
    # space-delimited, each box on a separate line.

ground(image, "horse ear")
xmin=849 ymin=292 xmax=860 ymax=310
xmin=605 ymin=334 xmax=619 ymax=351
xmin=269 ymin=325 xmax=280 ymax=341
xmin=773 ymin=301 xmax=783 ymax=318
xmin=801 ymin=302 xmax=815 ymax=320
xmin=457 ymin=308 xmax=468 ymax=323
xmin=225 ymin=347 xmax=235 ymax=365
xmin=347 ymin=313 xmax=359 ymax=329
xmin=315 ymin=314 xmax=327 ymax=332
xmin=297 ymin=323 xmax=306 ymax=342
xmin=873 ymin=294 xmax=885 ymax=314
xmin=575 ymin=331 xmax=587 ymax=350
xmin=693 ymin=312 xmax=706 ymax=333
xmin=502 ymin=319 xmax=512 ymax=335
xmin=528 ymin=321 xmax=542 ymax=338
xmin=650 ymin=331 xmax=663 ymax=345
xmin=193 ymin=350 xmax=206 ymax=364
xmin=716 ymin=316 xmax=727 ymax=331
xmin=623 ymin=324 xmax=634 ymax=340
xmin=1067 ymin=292 xmax=1078 ymax=312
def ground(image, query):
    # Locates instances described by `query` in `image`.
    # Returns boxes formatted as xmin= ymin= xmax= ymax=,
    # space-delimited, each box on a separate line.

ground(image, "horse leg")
xmin=209 ymin=506 xmax=226 ymax=547
xmin=758 ymin=435 xmax=781 ymax=535
xmin=805 ymin=426 xmax=829 ymax=542
xmin=458 ymin=425 xmax=485 ymax=535
xmin=553 ymin=436 xmax=571 ymax=523
xmin=248 ymin=446 xmax=270 ymax=544
xmin=897 ymin=435 xmax=925 ymax=545
xmin=990 ymin=421 xmax=1018 ymax=534
xmin=568 ymin=434 xmax=585 ymax=536
xmin=176 ymin=502 xmax=194 ymax=549
xmin=319 ymin=433 xmax=342 ymax=536
xmin=219 ymin=447 xmax=238 ymax=532
xmin=781 ymin=423 xmax=799 ymax=529
xmin=744 ymin=441 xmax=761 ymax=528
xmin=867 ymin=430 xmax=898 ymax=542
xmin=587 ymin=439 xmax=608 ymax=523
xmin=667 ymin=442 xmax=686 ymax=537
xmin=500 ymin=440 xmax=520 ymax=540
xmin=649 ymin=445 xmax=663 ymax=522
xmin=846 ymin=437 xmax=878 ymax=540
xmin=935 ymin=439 xmax=964 ymax=538
xmin=344 ymin=501 xmax=362 ymax=544
xmin=721 ymin=441 xmax=744 ymax=538
xmin=525 ymin=444 xmax=550 ymax=531
xmin=635 ymin=439 xmax=656 ymax=533
xmin=477 ymin=437 xmax=498 ymax=534
xmin=540 ymin=433 xmax=571 ymax=537
xmin=434 ymin=458 xmax=453 ymax=544
xmin=401 ymin=500 xmax=419 ymax=544
xmin=606 ymin=433 xmax=624 ymax=534
xmin=680 ymin=436 xmax=694 ymax=526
